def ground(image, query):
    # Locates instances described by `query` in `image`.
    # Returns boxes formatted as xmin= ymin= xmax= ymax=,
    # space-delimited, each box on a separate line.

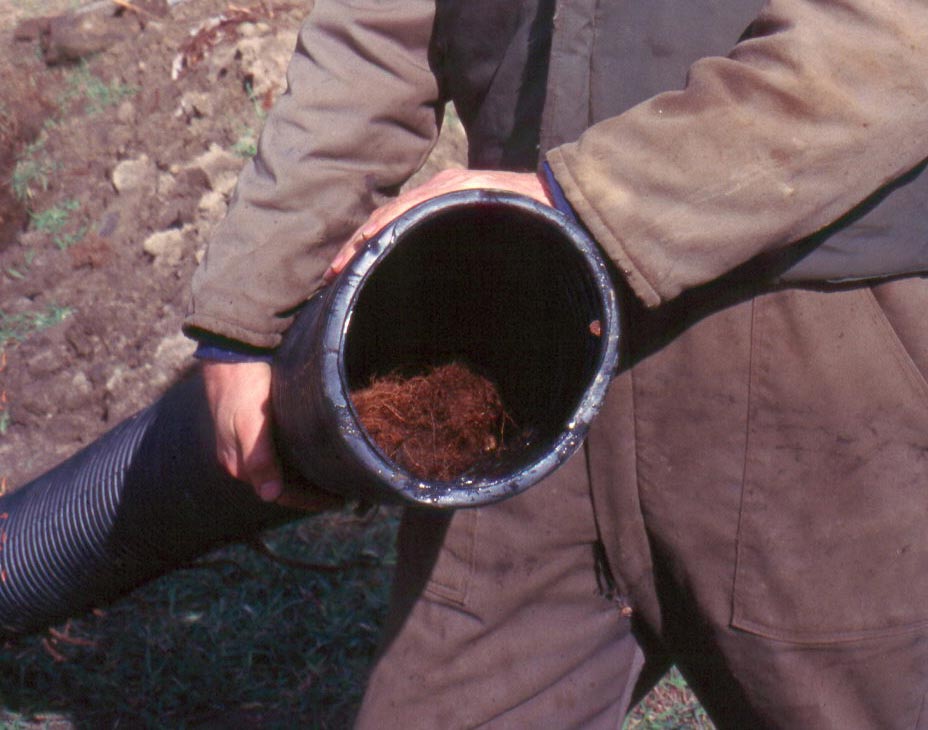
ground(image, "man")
xmin=184 ymin=0 xmax=928 ymax=727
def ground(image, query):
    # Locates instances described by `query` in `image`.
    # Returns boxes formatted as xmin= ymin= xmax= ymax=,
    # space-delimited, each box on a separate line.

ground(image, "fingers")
xmin=324 ymin=169 xmax=553 ymax=281
xmin=202 ymin=360 xmax=282 ymax=500
xmin=234 ymin=404 xmax=283 ymax=502
xmin=202 ymin=360 xmax=341 ymax=513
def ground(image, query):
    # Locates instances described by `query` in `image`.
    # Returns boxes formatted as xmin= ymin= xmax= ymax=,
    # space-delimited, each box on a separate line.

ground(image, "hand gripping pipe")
xmin=0 ymin=190 xmax=621 ymax=640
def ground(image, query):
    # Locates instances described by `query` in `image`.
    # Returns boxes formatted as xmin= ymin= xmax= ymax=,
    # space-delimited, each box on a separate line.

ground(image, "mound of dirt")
xmin=0 ymin=0 xmax=466 ymax=489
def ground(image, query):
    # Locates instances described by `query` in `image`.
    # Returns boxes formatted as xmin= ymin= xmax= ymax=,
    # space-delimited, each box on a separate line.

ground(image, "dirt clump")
xmin=351 ymin=362 xmax=513 ymax=482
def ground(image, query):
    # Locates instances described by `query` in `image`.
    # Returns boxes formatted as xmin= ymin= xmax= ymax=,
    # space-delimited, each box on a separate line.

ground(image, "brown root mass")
xmin=351 ymin=362 xmax=511 ymax=482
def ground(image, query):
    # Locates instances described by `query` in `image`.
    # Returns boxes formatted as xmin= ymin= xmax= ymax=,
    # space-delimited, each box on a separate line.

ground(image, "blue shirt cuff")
xmin=541 ymin=161 xmax=579 ymax=224
xmin=190 ymin=332 xmax=275 ymax=364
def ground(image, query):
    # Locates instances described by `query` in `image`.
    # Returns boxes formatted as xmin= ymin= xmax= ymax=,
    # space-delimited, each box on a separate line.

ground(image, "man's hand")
xmin=202 ymin=360 xmax=337 ymax=512
xmin=201 ymin=169 xmax=550 ymax=508
xmin=325 ymin=169 xmax=552 ymax=280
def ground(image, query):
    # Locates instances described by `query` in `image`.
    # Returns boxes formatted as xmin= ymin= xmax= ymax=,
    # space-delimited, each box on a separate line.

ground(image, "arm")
xmin=185 ymin=0 xmax=441 ymax=502
xmin=185 ymin=0 xmax=443 ymax=348
xmin=547 ymin=0 xmax=928 ymax=306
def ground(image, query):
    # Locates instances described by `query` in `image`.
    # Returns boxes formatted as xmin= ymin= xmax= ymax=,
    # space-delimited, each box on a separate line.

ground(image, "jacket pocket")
xmin=421 ymin=508 xmax=478 ymax=607
xmin=732 ymin=287 xmax=928 ymax=644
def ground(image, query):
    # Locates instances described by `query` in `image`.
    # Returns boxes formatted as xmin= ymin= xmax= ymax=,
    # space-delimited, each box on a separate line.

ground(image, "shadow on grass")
xmin=0 ymin=508 xmax=399 ymax=730
xmin=0 ymin=504 xmax=714 ymax=730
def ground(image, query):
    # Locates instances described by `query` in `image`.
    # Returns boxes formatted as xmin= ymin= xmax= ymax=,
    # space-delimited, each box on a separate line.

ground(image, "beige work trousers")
xmin=356 ymin=278 xmax=928 ymax=729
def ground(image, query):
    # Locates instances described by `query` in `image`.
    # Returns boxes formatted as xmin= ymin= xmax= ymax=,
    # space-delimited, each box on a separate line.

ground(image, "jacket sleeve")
xmin=546 ymin=0 xmax=928 ymax=307
xmin=184 ymin=0 xmax=441 ymax=348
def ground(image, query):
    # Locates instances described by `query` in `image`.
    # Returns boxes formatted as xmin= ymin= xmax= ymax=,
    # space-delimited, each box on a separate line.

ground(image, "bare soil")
xmin=0 ymin=0 xmax=465 ymax=489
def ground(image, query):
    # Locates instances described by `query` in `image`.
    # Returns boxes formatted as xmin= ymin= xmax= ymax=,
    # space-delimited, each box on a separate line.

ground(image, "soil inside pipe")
xmin=350 ymin=362 xmax=514 ymax=482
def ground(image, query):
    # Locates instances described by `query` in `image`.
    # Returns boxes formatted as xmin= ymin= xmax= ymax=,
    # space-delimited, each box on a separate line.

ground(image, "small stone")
xmin=26 ymin=346 xmax=66 ymax=378
xmin=142 ymin=228 xmax=186 ymax=265
xmin=233 ymin=32 xmax=296 ymax=99
xmin=186 ymin=144 xmax=243 ymax=190
xmin=14 ymin=16 xmax=52 ymax=42
xmin=105 ymin=365 xmax=126 ymax=394
xmin=178 ymin=91 xmax=215 ymax=119
xmin=237 ymin=21 xmax=258 ymax=37
xmin=115 ymin=100 xmax=136 ymax=125
xmin=197 ymin=190 xmax=227 ymax=223
xmin=71 ymin=371 xmax=92 ymax=394
xmin=213 ymin=171 xmax=239 ymax=197
xmin=157 ymin=172 xmax=177 ymax=198
xmin=153 ymin=332 xmax=196 ymax=373
xmin=112 ymin=154 xmax=157 ymax=195
xmin=42 ymin=9 xmax=133 ymax=65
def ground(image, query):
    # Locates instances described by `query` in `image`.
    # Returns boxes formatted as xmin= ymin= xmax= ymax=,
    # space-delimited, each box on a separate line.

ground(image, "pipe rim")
xmin=326 ymin=189 xmax=620 ymax=507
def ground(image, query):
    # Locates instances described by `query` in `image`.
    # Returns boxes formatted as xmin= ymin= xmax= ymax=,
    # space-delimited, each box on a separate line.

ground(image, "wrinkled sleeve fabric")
xmin=184 ymin=0 xmax=441 ymax=348
xmin=547 ymin=0 xmax=928 ymax=307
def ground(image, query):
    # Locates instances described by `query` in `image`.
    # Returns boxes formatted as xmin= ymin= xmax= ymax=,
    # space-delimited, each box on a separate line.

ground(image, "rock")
xmin=13 ymin=16 xmax=53 ymax=42
xmin=142 ymin=227 xmax=189 ymax=265
xmin=232 ymin=32 xmax=297 ymax=100
xmin=212 ymin=171 xmax=239 ymax=197
xmin=197 ymin=190 xmax=228 ymax=224
xmin=183 ymin=144 xmax=243 ymax=191
xmin=157 ymin=172 xmax=178 ymax=198
xmin=237 ymin=22 xmax=259 ymax=38
xmin=25 ymin=344 xmax=68 ymax=378
xmin=152 ymin=333 xmax=196 ymax=383
xmin=115 ymin=100 xmax=137 ymax=125
xmin=62 ymin=371 xmax=94 ymax=410
xmin=177 ymin=91 xmax=215 ymax=119
xmin=112 ymin=154 xmax=157 ymax=195
xmin=41 ymin=7 xmax=138 ymax=65
xmin=155 ymin=168 xmax=209 ymax=229
xmin=104 ymin=364 xmax=127 ymax=394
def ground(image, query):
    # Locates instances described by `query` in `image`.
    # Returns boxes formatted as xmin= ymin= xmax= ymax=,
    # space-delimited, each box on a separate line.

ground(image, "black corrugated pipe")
xmin=0 ymin=190 xmax=621 ymax=640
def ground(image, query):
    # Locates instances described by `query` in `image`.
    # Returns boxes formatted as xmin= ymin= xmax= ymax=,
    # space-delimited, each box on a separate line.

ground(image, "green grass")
xmin=28 ymin=199 xmax=85 ymax=249
xmin=11 ymin=139 xmax=54 ymax=203
xmin=232 ymin=82 xmax=272 ymax=158
xmin=5 ymin=250 xmax=38 ymax=283
xmin=58 ymin=62 xmax=137 ymax=115
xmin=232 ymin=127 xmax=259 ymax=158
xmin=0 ymin=504 xmax=712 ymax=728
xmin=0 ymin=509 xmax=398 ymax=729
xmin=0 ymin=304 xmax=72 ymax=350
xmin=29 ymin=198 xmax=78 ymax=233
xmin=245 ymin=81 xmax=269 ymax=122
xmin=51 ymin=224 xmax=86 ymax=251
xmin=0 ymin=101 xmax=16 ymax=143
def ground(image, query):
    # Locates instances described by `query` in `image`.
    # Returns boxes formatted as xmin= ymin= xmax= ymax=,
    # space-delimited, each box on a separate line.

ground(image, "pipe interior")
xmin=343 ymin=202 xmax=606 ymax=479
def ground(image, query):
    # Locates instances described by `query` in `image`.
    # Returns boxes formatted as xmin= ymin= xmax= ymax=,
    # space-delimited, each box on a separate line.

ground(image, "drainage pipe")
xmin=0 ymin=190 xmax=621 ymax=639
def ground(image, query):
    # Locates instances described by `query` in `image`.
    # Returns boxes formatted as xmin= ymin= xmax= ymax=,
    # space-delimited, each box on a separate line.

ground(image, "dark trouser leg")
xmin=356 ymin=451 xmax=644 ymax=729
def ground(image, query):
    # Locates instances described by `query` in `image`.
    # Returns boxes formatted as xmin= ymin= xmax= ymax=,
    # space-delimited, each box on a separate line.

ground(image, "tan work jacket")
xmin=184 ymin=0 xmax=928 ymax=685
xmin=185 ymin=0 xmax=928 ymax=348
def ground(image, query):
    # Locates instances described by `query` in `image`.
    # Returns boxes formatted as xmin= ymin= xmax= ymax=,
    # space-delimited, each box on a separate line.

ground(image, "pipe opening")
xmin=344 ymin=201 xmax=605 ymax=480
xmin=272 ymin=191 xmax=619 ymax=506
